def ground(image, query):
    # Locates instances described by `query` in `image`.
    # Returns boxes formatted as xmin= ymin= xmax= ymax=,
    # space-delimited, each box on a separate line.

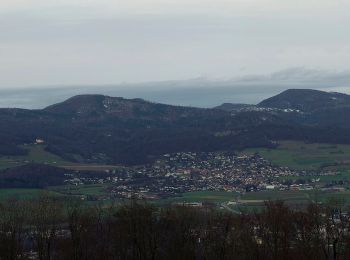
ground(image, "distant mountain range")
xmin=1 ymin=89 xmax=350 ymax=165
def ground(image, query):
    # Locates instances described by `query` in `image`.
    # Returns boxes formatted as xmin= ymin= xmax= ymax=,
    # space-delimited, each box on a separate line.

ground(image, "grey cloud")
xmin=0 ymin=2 xmax=350 ymax=102
xmin=238 ymin=68 xmax=350 ymax=86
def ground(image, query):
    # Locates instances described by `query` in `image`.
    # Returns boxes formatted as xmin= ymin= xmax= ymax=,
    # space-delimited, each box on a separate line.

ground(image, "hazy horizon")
xmin=1 ymin=1 xmax=350 ymax=107
xmin=1 ymin=67 xmax=350 ymax=109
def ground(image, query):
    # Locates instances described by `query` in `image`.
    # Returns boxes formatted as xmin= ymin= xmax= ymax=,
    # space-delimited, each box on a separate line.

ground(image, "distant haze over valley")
xmin=2 ymin=68 xmax=350 ymax=109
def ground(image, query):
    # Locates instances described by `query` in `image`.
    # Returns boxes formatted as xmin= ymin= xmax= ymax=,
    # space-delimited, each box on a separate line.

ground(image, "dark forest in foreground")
xmin=1 ymin=197 xmax=350 ymax=260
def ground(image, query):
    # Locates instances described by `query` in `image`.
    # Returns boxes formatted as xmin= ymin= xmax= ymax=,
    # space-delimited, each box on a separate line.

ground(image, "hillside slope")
xmin=1 ymin=91 xmax=350 ymax=165
xmin=259 ymin=89 xmax=350 ymax=112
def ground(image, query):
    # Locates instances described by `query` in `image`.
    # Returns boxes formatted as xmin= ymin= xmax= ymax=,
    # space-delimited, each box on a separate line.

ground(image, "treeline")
xmin=0 ymin=163 xmax=118 ymax=189
xmin=0 ymin=164 xmax=69 ymax=189
xmin=1 ymin=198 xmax=350 ymax=260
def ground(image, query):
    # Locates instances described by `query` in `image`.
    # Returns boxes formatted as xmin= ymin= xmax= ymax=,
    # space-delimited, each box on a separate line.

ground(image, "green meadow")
xmin=243 ymin=141 xmax=350 ymax=171
xmin=0 ymin=188 xmax=63 ymax=201
xmin=0 ymin=144 xmax=69 ymax=169
xmin=156 ymin=191 xmax=238 ymax=205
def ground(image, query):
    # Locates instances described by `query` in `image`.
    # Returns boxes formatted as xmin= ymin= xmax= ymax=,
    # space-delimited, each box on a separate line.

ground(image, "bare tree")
xmin=0 ymin=200 xmax=28 ymax=260
xmin=29 ymin=195 xmax=64 ymax=260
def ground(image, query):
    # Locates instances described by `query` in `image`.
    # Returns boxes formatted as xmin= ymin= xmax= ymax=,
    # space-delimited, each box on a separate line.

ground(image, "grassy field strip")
xmin=238 ymin=199 xmax=264 ymax=203
xmin=155 ymin=191 xmax=238 ymax=205
xmin=0 ymin=145 xmax=69 ymax=170
xmin=60 ymin=165 xmax=122 ymax=171
xmin=0 ymin=144 xmax=124 ymax=172
xmin=49 ymin=184 xmax=112 ymax=196
xmin=0 ymin=189 xmax=63 ymax=201
xmin=243 ymin=140 xmax=350 ymax=170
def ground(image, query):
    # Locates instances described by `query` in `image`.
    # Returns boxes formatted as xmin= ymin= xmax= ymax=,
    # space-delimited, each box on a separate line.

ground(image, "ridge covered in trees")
xmin=1 ymin=89 xmax=350 ymax=165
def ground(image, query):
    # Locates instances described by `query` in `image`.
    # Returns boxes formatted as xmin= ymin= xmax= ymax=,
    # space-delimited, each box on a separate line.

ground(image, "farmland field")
xmin=229 ymin=189 xmax=350 ymax=213
xmin=0 ymin=144 xmax=70 ymax=169
xmin=157 ymin=191 xmax=238 ymax=205
xmin=241 ymin=190 xmax=310 ymax=201
xmin=49 ymin=184 xmax=112 ymax=197
xmin=0 ymin=144 xmax=121 ymax=171
xmin=243 ymin=141 xmax=350 ymax=170
xmin=0 ymin=188 xmax=63 ymax=201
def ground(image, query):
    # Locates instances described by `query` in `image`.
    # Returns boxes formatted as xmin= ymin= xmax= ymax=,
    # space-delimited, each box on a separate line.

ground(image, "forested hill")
xmin=258 ymin=89 xmax=350 ymax=112
xmin=1 ymin=89 xmax=350 ymax=165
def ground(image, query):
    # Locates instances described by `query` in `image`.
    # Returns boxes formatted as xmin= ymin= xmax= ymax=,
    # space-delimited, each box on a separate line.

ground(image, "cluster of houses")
xmin=61 ymin=151 xmax=346 ymax=201
xmin=104 ymin=152 xmax=320 ymax=200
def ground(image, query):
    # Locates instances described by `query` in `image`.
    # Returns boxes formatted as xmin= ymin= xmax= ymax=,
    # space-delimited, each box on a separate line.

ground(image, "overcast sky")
xmin=1 ymin=0 xmax=350 ymax=89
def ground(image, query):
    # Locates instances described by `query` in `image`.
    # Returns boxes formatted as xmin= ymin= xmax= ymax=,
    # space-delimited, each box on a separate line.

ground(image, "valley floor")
xmin=1 ymin=140 xmax=350 ymax=213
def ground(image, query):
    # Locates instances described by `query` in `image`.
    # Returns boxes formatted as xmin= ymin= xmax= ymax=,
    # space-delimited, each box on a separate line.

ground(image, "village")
xmin=62 ymin=151 xmax=343 ymax=201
